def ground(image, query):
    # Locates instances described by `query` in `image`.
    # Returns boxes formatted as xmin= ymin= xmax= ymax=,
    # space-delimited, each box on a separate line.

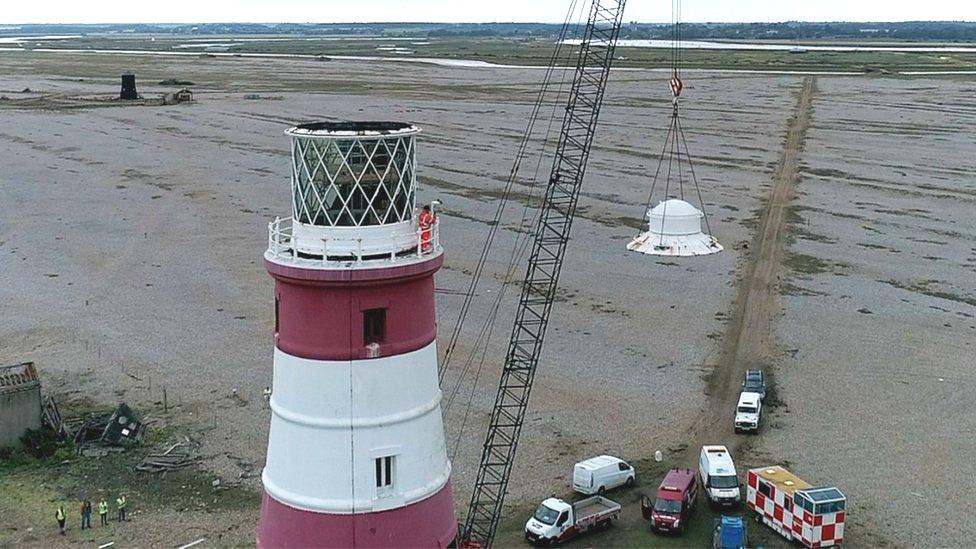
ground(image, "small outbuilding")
xmin=0 ymin=362 xmax=42 ymax=449
xmin=628 ymin=199 xmax=723 ymax=257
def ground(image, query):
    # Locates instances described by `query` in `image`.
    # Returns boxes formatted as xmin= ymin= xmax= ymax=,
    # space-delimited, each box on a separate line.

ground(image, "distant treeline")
xmin=4 ymin=21 xmax=976 ymax=41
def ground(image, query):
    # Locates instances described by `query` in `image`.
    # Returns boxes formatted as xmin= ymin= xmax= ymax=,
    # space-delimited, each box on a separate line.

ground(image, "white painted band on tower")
xmin=263 ymin=342 xmax=452 ymax=514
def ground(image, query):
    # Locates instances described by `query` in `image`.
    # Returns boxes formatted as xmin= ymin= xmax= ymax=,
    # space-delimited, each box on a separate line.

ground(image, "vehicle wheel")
xmin=601 ymin=519 xmax=611 ymax=531
xmin=598 ymin=486 xmax=606 ymax=495
xmin=625 ymin=476 xmax=635 ymax=487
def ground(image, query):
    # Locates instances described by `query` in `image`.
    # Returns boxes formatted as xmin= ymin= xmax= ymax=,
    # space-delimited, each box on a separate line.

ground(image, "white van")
xmin=698 ymin=445 xmax=741 ymax=506
xmin=572 ymin=455 xmax=635 ymax=495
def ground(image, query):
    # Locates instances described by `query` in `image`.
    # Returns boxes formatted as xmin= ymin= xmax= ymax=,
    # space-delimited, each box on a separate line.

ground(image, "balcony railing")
xmin=267 ymin=216 xmax=441 ymax=267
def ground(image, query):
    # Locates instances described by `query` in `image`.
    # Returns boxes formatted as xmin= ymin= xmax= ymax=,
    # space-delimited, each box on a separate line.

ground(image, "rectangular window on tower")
xmin=363 ymin=308 xmax=386 ymax=345
xmin=375 ymin=455 xmax=395 ymax=493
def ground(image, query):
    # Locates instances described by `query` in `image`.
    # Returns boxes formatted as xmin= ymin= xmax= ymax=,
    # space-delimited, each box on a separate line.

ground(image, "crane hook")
xmin=669 ymin=73 xmax=683 ymax=99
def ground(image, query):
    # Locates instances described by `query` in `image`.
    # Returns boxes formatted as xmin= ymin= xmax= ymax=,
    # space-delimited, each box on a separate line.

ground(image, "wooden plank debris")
xmin=136 ymin=439 xmax=198 ymax=472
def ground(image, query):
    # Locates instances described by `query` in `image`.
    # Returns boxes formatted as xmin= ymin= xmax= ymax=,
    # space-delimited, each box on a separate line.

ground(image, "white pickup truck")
xmin=524 ymin=495 xmax=620 ymax=545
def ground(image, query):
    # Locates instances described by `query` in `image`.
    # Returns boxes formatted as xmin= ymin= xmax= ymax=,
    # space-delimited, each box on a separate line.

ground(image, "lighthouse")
xmin=257 ymin=122 xmax=458 ymax=548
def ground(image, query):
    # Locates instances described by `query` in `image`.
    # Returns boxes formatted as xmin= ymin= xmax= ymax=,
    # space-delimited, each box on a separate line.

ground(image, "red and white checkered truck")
xmin=746 ymin=466 xmax=846 ymax=548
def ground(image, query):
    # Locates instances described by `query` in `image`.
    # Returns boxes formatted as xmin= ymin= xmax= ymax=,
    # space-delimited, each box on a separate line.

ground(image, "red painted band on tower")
xmin=257 ymin=481 xmax=458 ymax=549
xmin=267 ymin=255 xmax=443 ymax=361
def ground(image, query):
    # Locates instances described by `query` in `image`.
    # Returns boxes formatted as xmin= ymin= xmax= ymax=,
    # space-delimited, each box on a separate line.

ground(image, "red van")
xmin=642 ymin=468 xmax=698 ymax=534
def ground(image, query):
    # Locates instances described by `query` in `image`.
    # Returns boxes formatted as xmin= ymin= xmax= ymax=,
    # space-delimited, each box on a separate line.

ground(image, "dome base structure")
xmin=627 ymin=231 xmax=723 ymax=256
xmin=627 ymin=199 xmax=723 ymax=257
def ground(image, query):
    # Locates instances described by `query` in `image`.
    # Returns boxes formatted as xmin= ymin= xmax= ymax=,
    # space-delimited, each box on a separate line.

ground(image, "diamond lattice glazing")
xmin=291 ymin=133 xmax=416 ymax=227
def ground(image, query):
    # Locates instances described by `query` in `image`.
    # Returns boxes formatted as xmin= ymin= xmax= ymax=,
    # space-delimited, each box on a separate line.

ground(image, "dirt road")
xmin=687 ymin=76 xmax=817 ymax=455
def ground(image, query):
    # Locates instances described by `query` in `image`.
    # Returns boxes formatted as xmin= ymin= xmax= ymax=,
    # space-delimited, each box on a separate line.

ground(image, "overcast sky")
xmin=3 ymin=0 xmax=974 ymax=25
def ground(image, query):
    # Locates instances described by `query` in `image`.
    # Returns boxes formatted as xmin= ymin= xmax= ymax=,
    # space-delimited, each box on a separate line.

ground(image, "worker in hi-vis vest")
xmin=98 ymin=499 xmax=109 ymax=526
xmin=116 ymin=494 xmax=127 ymax=522
xmin=55 ymin=506 xmax=66 ymax=535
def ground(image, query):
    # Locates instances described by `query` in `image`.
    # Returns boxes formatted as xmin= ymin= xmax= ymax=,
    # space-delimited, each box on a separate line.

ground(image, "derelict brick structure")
xmin=257 ymin=122 xmax=457 ymax=547
xmin=0 ymin=363 xmax=42 ymax=449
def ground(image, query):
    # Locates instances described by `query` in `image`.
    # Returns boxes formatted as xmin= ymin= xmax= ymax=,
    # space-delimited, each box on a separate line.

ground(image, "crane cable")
xmin=638 ymin=0 xmax=713 ymax=243
xmin=438 ymin=0 xmax=585 ymax=384
xmin=441 ymin=2 xmax=592 ymax=464
xmin=442 ymin=0 xmax=587 ymax=421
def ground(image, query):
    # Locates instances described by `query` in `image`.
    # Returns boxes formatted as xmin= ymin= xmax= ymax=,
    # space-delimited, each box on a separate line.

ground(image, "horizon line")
xmin=3 ymin=19 xmax=976 ymax=26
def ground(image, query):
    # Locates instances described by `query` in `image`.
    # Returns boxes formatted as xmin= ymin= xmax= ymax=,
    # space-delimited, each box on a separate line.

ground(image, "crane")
xmin=459 ymin=1 xmax=627 ymax=545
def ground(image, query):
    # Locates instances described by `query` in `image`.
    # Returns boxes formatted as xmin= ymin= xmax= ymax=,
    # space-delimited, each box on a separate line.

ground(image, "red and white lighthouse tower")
xmin=257 ymin=122 xmax=458 ymax=548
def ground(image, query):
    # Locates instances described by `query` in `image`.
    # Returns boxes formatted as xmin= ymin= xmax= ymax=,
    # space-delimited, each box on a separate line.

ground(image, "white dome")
xmin=647 ymin=199 xmax=704 ymax=236
xmin=628 ymin=199 xmax=723 ymax=257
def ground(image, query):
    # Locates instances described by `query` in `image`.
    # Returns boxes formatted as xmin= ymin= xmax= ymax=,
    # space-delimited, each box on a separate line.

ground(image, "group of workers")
xmin=55 ymin=495 xmax=126 ymax=535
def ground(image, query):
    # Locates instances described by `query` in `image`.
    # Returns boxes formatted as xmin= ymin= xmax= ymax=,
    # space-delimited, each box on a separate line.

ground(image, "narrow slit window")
xmin=274 ymin=296 xmax=280 ymax=334
xmin=364 ymin=308 xmax=387 ymax=345
xmin=375 ymin=456 xmax=394 ymax=489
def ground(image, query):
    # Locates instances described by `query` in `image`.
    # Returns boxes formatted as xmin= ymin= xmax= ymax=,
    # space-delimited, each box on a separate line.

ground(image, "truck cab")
xmin=699 ymin=445 xmax=741 ymax=506
xmin=526 ymin=498 xmax=572 ymax=545
xmin=642 ymin=468 xmax=698 ymax=534
xmin=713 ymin=515 xmax=748 ymax=549
xmin=524 ymin=496 xmax=620 ymax=546
xmin=734 ymin=391 xmax=762 ymax=433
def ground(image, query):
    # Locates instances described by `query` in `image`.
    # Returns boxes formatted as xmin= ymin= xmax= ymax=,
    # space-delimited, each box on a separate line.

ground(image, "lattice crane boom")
xmin=460 ymin=1 xmax=627 ymax=546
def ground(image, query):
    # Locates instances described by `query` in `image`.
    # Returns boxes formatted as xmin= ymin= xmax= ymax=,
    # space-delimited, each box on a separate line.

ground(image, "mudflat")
xmin=1 ymin=51 xmax=973 ymax=546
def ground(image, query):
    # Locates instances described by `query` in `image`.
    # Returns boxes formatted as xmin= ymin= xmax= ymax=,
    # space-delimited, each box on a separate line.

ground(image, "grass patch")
xmin=15 ymin=35 xmax=976 ymax=73
xmin=762 ymin=376 xmax=788 ymax=412
xmin=779 ymin=282 xmax=827 ymax=297
xmin=882 ymin=279 xmax=976 ymax=308
xmin=0 ymin=401 xmax=260 ymax=547
xmin=785 ymin=252 xmax=837 ymax=275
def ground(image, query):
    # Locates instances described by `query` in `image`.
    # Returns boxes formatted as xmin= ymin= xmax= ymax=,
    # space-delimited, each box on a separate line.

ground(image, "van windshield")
xmin=654 ymin=498 xmax=682 ymax=514
xmin=711 ymin=475 xmax=738 ymax=489
xmin=533 ymin=504 xmax=559 ymax=525
xmin=737 ymin=406 xmax=757 ymax=413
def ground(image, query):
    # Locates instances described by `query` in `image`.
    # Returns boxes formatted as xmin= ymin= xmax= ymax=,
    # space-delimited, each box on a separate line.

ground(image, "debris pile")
xmin=158 ymin=79 xmax=195 ymax=86
xmin=44 ymin=399 xmax=145 ymax=454
xmin=41 ymin=395 xmax=68 ymax=438
xmin=137 ymin=439 xmax=198 ymax=473
xmin=101 ymin=403 xmax=143 ymax=445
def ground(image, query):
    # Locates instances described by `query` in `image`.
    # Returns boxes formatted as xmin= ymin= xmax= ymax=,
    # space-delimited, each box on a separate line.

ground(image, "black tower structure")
xmin=120 ymin=73 xmax=138 ymax=100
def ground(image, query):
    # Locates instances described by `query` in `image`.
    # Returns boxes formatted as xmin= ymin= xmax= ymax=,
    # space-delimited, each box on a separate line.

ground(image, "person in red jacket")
xmin=418 ymin=204 xmax=436 ymax=253
xmin=80 ymin=499 xmax=92 ymax=530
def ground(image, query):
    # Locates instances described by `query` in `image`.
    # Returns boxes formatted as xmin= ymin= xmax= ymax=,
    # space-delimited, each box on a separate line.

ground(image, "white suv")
xmin=734 ymin=391 xmax=762 ymax=433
